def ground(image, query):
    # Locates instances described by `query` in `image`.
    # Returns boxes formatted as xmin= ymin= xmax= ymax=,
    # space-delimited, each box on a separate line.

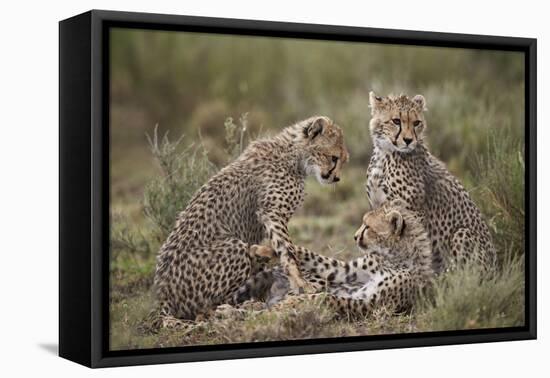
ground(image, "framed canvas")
xmin=59 ymin=9 xmax=537 ymax=368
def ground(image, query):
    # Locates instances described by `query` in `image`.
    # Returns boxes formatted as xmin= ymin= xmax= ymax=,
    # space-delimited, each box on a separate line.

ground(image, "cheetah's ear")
xmin=303 ymin=117 xmax=327 ymax=141
xmin=387 ymin=210 xmax=404 ymax=237
xmin=369 ymin=91 xmax=384 ymax=115
xmin=412 ymin=94 xmax=427 ymax=111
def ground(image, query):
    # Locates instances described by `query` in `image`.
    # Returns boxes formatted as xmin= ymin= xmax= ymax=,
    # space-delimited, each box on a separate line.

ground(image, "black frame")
xmin=59 ymin=9 xmax=537 ymax=368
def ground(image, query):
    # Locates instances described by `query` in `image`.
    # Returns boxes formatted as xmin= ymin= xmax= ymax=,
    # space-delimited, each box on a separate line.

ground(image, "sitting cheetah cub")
xmin=366 ymin=92 xmax=496 ymax=273
xmin=153 ymin=116 xmax=349 ymax=325
xmin=235 ymin=200 xmax=434 ymax=317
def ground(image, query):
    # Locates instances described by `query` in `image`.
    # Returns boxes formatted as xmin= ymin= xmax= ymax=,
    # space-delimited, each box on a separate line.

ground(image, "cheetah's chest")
xmin=366 ymin=148 xmax=425 ymax=209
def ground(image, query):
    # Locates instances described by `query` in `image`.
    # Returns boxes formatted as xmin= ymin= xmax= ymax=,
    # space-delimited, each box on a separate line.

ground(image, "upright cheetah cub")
xmin=366 ymin=92 xmax=496 ymax=273
xmin=153 ymin=116 xmax=349 ymax=324
xmin=235 ymin=199 xmax=434 ymax=317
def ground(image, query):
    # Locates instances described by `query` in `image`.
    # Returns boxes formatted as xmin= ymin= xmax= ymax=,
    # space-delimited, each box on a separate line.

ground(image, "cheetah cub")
xmin=153 ymin=116 xmax=349 ymax=324
xmin=366 ymin=92 xmax=496 ymax=273
xmin=235 ymin=199 xmax=434 ymax=317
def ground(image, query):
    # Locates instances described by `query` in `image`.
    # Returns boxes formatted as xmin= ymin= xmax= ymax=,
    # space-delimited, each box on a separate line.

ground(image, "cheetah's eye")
xmin=413 ymin=120 xmax=422 ymax=127
xmin=331 ymin=155 xmax=339 ymax=163
xmin=392 ymin=118 xmax=401 ymax=126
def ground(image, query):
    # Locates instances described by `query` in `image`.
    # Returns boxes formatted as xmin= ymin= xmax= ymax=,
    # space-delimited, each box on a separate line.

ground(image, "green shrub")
xmin=110 ymin=212 xmax=152 ymax=258
xmin=142 ymin=125 xmax=217 ymax=240
xmin=223 ymin=113 xmax=250 ymax=162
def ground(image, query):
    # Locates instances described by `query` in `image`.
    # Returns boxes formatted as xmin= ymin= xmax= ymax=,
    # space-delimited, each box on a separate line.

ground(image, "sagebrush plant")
xmin=224 ymin=112 xmax=250 ymax=161
xmin=111 ymin=120 xmax=248 ymax=262
xmin=111 ymin=212 xmax=152 ymax=259
xmin=142 ymin=125 xmax=217 ymax=240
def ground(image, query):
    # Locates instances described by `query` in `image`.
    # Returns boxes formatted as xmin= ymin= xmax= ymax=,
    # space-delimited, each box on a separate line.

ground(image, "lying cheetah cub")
xmin=153 ymin=116 xmax=349 ymax=325
xmin=367 ymin=92 xmax=496 ymax=272
xmin=235 ymin=199 xmax=433 ymax=317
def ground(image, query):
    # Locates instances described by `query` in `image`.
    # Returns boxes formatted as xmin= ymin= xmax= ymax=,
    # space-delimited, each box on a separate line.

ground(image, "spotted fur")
xmin=366 ymin=92 xmax=496 ymax=273
xmin=235 ymin=200 xmax=433 ymax=317
xmin=152 ymin=116 xmax=349 ymax=326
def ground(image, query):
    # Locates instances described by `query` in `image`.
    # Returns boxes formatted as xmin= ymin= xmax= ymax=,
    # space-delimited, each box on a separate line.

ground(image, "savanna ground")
xmin=109 ymin=29 xmax=525 ymax=350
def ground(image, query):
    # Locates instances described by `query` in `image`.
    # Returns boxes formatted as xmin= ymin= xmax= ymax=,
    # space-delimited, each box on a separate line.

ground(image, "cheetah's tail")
xmin=272 ymin=292 xmax=373 ymax=319
xmin=137 ymin=308 xmax=199 ymax=335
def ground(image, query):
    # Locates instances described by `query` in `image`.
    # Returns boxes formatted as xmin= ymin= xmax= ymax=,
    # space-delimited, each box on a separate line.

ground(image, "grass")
xmin=108 ymin=31 xmax=525 ymax=350
xmin=416 ymin=255 xmax=525 ymax=331
xmin=110 ymin=253 xmax=524 ymax=350
xmin=473 ymin=134 xmax=525 ymax=265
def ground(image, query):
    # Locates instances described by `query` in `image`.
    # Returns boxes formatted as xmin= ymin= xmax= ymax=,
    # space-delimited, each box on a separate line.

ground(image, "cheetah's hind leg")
xmin=450 ymin=227 xmax=492 ymax=271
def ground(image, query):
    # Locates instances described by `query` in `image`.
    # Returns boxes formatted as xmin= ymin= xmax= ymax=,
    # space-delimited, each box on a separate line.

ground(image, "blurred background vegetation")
xmin=109 ymin=28 xmax=525 ymax=350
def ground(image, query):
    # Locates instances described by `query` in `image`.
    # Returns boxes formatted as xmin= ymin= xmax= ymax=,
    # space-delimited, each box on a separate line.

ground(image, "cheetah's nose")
xmin=333 ymin=176 xmax=340 ymax=182
xmin=354 ymin=234 xmax=358 ymax=241
xmin=403 ymin=137 xmax=413 ymax=146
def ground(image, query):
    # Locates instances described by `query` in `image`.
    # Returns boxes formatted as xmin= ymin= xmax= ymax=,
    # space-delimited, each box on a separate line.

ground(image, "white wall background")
xmin=0 ymin=0 xmax=546 ymax=376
